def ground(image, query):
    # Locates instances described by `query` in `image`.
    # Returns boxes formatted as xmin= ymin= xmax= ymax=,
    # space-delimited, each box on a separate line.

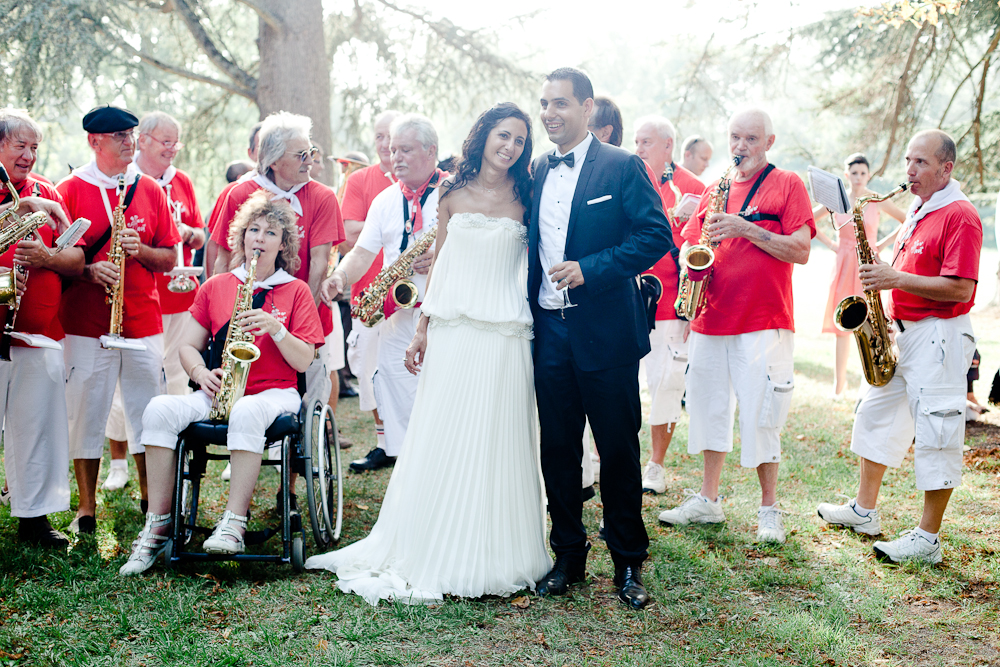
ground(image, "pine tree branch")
xmin=233 ymin=0 xmax=282 ymax=32
xmin=171 ymin=0 xmax=258 ymax=96
xmin=971 ymin=24 xmax=1000 ymax=188
xmin=120 ymin=42 xmax=255 ymax=100
xmin=874 ymin=21 xmax=928 ymax=178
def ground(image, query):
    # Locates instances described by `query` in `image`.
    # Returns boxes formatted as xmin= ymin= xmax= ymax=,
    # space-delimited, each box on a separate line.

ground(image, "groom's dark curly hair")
xmin=443 ymin=102 xmax=533 ymax=214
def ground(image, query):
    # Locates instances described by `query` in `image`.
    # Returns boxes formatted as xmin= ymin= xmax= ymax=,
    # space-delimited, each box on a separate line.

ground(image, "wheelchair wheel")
xmin=303 ymin=400 xmax=342 ymax=548
xmin=291 ymin=535 xmax=305 ymax=572
xmin=319 ymin=403 xmax=343 ymax=543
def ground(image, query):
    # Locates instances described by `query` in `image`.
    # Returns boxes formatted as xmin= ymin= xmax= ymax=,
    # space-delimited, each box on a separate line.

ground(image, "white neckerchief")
xmin=231 ymin=265 xmax=296 ymax=291
xmin=237 ymin=169 xmax=258 ymax=184
xmin=71 ymin=160 xmax=142 ymax=191
xmin=252 ymin=173 xmax=307 ymax=216
xmin=133 ymin=153 xmax=176 ymax=187
xmin=898 ymin=178 xmax=969 ymax=244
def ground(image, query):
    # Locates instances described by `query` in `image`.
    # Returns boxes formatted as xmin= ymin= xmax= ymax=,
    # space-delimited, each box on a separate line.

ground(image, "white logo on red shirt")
xmin=270 ymin=307 xmax=288 ymax=325
xmin=297 ymin=226 xmax=306 ymax=239
xmin=910 ymin=239 xmax=925 ymax=255
xmin=127 ymin=215 xmax=147 ymax=233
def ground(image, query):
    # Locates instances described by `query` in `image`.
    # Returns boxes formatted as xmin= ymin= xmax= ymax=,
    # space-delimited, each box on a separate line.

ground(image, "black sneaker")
xmin=349 ymin=447 xmax=396 ymax=472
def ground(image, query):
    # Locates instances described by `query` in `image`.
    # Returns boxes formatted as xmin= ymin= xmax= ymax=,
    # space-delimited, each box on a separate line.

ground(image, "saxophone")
xmin=351 ymin=226 xmax=436 ymax=327
xmin=833 ymin=183 xmax=909 ymax=387
xmin=641 ymin=164 xmax=685 ymax=302
xmin=674 ymin=156 xmax=742 ymax=320
xmin=209 ymin=249 xmax=263 ymax=421
xmin=0 ymin=166 xmax=49 ymax=307
xmin=101 ymin=175 xmax=145 ymax=350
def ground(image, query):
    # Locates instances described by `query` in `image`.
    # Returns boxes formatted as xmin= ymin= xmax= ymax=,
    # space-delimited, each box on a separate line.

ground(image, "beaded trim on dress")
xmin=450 ymin=212 xmax=528 ymax=245
xmin=429 ymin=314 xmax=533 ymax=340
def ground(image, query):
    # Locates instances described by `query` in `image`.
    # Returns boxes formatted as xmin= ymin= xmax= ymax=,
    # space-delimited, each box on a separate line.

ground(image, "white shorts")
xmin=324 ymin=309 xmax=346 ymax=372
xmin=141 ymin=387 xmax=301 ymax=454
xmin=347 ymin=319 xmax=380 ymax=412
xmin=686 ymin=329 xmax=795 ymax=468
xmin=372 ymin=308 xmax=419 ymax=457
xmin=65 ymin=334 xmax=165 ymax=459
xmin=304 ymin=349 xmax=332 ymax=409
xmin=0 ymin=347 xmax=71 ymax=517
xmin=645 ymin=319 xmax=688 ymax=425
xmin=851 ymin=315 xmax=975 ymax=491
xmin=104 ymin=382 xmax=133 ymax=446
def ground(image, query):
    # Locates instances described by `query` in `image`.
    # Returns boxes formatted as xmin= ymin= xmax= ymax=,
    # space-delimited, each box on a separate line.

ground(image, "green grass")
xmin=2 ymin=251 xmax=1000 ymax=666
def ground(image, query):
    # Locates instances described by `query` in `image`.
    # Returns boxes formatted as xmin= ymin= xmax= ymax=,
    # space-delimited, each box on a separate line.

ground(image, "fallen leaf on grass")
xmin=316 ymin=639 xmax=329 ymax=651
xmin=510 ymin=595 xmax=530 ymax=609
xmin=222 ymin=628 xmax=231 ymax=639
xmin=356 ymin=504 xmax=369 ymax=511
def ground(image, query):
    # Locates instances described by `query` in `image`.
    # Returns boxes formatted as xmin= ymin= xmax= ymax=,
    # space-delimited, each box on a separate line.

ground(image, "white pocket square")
xmin=587 ymin=195 xmax=612 ymax=205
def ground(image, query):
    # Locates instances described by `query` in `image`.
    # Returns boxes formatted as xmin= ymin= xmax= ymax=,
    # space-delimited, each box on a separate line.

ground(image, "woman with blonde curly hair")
xmin=120 ymin=192 xmax=324 ymax=575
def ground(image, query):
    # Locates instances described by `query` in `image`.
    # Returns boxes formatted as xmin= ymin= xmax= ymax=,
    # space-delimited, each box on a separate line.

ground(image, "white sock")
xmin=852 ymin=499 xmax=875 ymax=515
xmin=110 ymin=459 xmax=127 ymax=470
xmin=759 ymin=502 xmax=778 ymax=512
xmin=913 ymin=526 xmax=939 ymax=542
xmin=376 ymin=427 xmax=385 ymax=450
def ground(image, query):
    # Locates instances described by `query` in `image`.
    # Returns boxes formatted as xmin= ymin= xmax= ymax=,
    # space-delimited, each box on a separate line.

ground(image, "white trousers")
xmin=0 ymin=347 xmax=70 ymax=517
xmin=141 ymin=387 xmax=301 ymax=454
xmin=325 ymin=310 xmax=346 ymax=372
xmin=65 ymin=334 xmax=165 ymax=459
xmin=162 ymin=312 xmax=193 ymax=395
xmin=686 ymin=329 xmax=795 ymax=468
xmin=104 ymin=382 xmax=135 ymax=446
xmin=304 ymin=348 xmax=332 ymax=410
xmin=646 ymin=319 xmax=689 ymax=425
xmin=851 ymin=315 xmax=975 ymax=491
xmin=347 ymin=319 xmax=380 ymax=412
xmin=371 ymin=308 xmax=419 ymax=457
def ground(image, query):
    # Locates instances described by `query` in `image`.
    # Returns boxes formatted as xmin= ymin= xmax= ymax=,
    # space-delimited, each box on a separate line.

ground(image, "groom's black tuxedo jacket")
xmin=528 ymin=138 xmax=674 ymax=372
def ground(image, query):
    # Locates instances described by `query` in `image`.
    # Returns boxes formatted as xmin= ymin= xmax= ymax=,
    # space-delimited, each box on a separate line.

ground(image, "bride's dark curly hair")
xmin=443 ymin=102 xmax=533 ymax=211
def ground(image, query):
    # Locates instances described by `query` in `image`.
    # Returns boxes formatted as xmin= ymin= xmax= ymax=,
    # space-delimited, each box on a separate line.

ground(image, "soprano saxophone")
xmin=100 ymin=176 xmax=146 ymax=351
xmin=674 ymin=156 xmax=742 ymax=320
xmin=351 ymin=226 xmax=436 ymax=327
xmin=210 ymin=249 xmax=262 ymax=421
xmin=833 ymin=183 xmax=909 ymax=387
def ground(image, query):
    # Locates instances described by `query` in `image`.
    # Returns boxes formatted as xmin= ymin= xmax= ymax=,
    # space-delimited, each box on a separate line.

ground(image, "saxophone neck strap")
xmin=0 ymin=309 xmax=13 ymax=361
xmin=400 ymin=172 xmax=440 ymax=253
xmin=734 ymin=163 xmax=775 ymax=219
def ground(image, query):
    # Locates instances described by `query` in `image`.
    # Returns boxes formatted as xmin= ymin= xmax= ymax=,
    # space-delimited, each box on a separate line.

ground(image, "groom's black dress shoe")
xmin=18 ymin=516 xmax=70 ymax=548
xmin=536 ymin=543 xmax=590 ymax=597
xmin=349 ymin=447 xmax=396 ymax=472
xmin=614 ymin=563 xmax=650 ymax=610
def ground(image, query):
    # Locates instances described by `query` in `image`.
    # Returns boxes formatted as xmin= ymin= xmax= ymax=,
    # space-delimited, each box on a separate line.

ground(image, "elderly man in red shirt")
xmin=818 ymin=130 xmax=981 ymax=565
xmin=0 ymin=108 xmax=83 ymax=547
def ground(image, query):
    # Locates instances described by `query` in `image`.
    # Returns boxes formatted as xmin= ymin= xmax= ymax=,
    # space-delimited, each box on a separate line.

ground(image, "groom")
xmin=529 ymin=67 xmax=674 ymax=609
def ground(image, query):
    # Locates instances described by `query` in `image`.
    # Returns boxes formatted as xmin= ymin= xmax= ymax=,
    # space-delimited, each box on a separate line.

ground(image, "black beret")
xmin=82 ymin=105 xmax=138 ymax=134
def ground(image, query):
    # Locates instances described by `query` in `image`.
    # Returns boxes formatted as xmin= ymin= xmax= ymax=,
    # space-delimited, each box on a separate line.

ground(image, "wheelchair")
xmin=164 ymin=397 xmax=343 ymax=571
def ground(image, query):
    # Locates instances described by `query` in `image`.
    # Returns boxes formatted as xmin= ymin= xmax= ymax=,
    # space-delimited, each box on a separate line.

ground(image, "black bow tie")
xmin=548 ymin=153 xmax=575 ymax=170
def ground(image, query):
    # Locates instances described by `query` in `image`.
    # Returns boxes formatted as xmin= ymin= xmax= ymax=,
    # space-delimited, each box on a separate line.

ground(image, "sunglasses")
xmin=286 ymin=147 xmax=322 ymax=163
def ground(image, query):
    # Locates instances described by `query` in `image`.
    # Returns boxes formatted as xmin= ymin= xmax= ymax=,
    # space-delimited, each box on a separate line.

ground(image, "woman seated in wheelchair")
xmin=120 ymin=191 xmax=324 ymax=575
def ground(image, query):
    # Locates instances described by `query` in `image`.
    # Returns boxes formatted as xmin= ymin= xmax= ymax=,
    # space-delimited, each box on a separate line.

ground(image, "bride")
xmin=305 ymin=103 xmax=551 ymax=604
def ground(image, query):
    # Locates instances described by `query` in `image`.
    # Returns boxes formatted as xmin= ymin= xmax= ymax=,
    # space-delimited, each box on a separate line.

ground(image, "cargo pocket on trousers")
xmin=758 ymin=363 xmax=794 ymax=429
xmin=914 ymin=389 xmax=966 ymax=452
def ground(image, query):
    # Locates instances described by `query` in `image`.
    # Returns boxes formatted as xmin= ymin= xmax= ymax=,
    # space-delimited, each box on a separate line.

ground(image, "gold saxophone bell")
xmin=391 ymin=279 xmax=418 ymax=309
xmin=681 ymin=244 xmax=715 ymax=276
xmin=0 ymin=271 xmax=15 ymax=307
xmin=834 ymin=295 xmax=869 ymax=332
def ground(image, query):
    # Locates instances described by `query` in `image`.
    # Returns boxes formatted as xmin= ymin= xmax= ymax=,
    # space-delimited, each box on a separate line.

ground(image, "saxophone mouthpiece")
xmin=733 ymin=156 xmax=744 ymax=166
xmin=0 ymin=164 xmax=8 ymax=185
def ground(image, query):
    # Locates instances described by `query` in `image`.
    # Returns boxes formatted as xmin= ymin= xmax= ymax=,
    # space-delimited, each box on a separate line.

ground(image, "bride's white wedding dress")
xmin=305 ymin=212 xmax=552 ymax=605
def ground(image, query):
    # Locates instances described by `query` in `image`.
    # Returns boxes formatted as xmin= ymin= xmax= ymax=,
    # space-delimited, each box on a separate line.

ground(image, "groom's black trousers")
xmin=533 ymin=308 xmax=650 ymax=568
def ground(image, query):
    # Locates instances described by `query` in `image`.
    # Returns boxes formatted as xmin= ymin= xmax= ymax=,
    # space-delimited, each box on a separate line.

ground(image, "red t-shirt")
xmin=153 ymin=169 xmax=204 ymax=315
xmin=681 ymin=165 xmax=815 ymax=335
xmin=889 ymin=200 xmax=982 ymax=321
xmin=211 ymin=179 xmax=345 ymax=336
xmin=57 ymin=174 xmax=181 ymax=339
xmin=642 ymin=163 xmax=706 ymax=321
xmin=208 ymin=181 xmax=240 ymax=236
xmin=0 ymin=177 xmax=76 ymax=344
xmin=190 ymin=273 xmax=325 ymax=394
xmin=341 ymin=164 xmax=396 ymax=300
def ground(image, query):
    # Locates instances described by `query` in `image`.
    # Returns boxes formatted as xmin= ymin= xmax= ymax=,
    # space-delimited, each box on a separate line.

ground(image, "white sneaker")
xmin=817 ymin=498 xmax=881 ymax=535
xmin=591 ymin=453 xmax=601 ymax=485
xmin=873 ymin=528 xmax=942 ymax=564
xmin=658 ymin=490 xmax=725 ymax=526
xmin=0 ymin=486 xmax=10 ymax=506
xmin=220 ymin=462 xmax=232 ymax=481
xmin=641 ymin=461 xmax=666 ymax=494
xmin=757 ymin=504 xmax=786 ymax=543
xmin=101 ymin=465 xmax=129 ymax=491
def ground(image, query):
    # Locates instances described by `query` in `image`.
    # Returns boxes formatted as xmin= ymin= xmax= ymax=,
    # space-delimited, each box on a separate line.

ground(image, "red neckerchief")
xmin=399 ymin=169 xmax=445 ymax=233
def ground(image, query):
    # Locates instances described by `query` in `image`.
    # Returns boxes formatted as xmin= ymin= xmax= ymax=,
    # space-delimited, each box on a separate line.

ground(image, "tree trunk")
xmin=256 ymin=0 xmax=333 ymax=185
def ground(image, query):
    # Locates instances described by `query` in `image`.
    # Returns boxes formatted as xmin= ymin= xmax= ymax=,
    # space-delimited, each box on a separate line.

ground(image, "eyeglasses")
xmin=286 ymin=147 xmax=321 ymax=163
xmin=143 ymin=133 xmax=184 ymax=151
xmin=103 ymin=130 xmax=135 ymax=145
